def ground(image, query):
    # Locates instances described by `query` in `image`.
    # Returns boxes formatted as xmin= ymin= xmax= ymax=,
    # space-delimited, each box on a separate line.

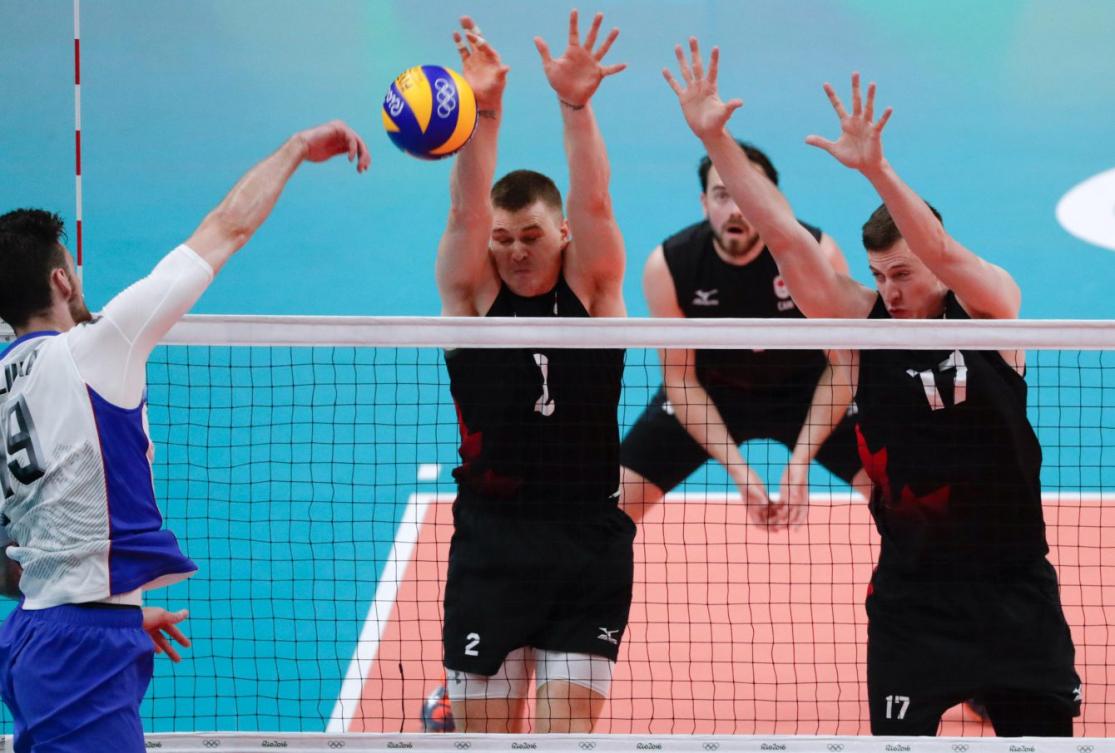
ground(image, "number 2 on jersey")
xmin=533 ymin=353 xmax=555 ymax=417
xmin=1 ymin=395 xmax=46 ymax=498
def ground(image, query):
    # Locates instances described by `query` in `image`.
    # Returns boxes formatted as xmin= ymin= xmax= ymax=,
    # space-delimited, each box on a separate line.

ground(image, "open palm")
xmin=453 ymin=17 xmax=509 ymax=110
xmin=663 ymin=38 xmax=743 ymax=140
xmin=535 ymin=10 xmax=626 ymax=106
xmin=806 ymin=72 xmax=892 ymax=172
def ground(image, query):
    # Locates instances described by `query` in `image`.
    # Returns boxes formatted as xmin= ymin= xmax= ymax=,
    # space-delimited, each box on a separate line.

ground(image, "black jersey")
xmin=445 ymin=277 xmax=625 ymax=508
xmin=662 ymin=219 xmax=827 ymax=391
xmin=855 ymin=292 xmax=1047 ymax=576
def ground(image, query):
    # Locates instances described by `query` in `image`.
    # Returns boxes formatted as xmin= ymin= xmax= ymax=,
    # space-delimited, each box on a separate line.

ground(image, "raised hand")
xmin=454 ymin=17 xmax=510 ymax=110
xmin=662 ymin=38 xmax=743 ymax=141
xmin=535 ymin=10 xmax=626 ymax=107
xmin=295 ymin=120 xmax=371 ymax=172
xmin=805 ymin=73 xmax=892 ymax=173
xmin=142 ymin=607 xmax=192 ymax=663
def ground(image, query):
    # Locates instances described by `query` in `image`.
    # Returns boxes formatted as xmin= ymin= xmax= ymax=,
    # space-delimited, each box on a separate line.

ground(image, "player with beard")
xmin=0 ymin=120 xmax=369 ymax=752
xmin=664 ymin=39 xmax=1080 ymax=736
xmin=620 ymin=141 xmax=867 ymax=528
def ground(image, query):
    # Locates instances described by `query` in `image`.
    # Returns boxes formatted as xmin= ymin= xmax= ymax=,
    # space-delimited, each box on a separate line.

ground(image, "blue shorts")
xmin=0 ymin=603 xmax=153 ymax=753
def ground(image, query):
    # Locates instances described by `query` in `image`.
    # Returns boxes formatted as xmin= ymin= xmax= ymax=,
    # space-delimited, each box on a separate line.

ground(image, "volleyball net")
xmin=2 ymin=316 xmax=1114 ymax=751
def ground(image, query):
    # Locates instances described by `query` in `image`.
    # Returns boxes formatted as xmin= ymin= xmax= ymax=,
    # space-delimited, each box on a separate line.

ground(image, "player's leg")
xmin=619 ymin=388 xmax=711 ymax=523
xmin=867 ymin=658 xmax=952 ymax=735
xmin=447 ymin=648 xmax=532 ymax=733
xmin=533 ymin=505 xmax=634 ymax=732
xmin=982 ymin=689 xmax=1075 ymax=737
xmin=535 ymin=651 xmax=613 ymax=733
xmin=6 ymin=604 xmax=153 ymax=753
xmin=982 ymin=559 xmax=1081 ymax=737
xmin=618 ymin=467 xmax=665 ymax=525
xmin=0 ymin=608 xmax=34 ymax=753
xmin=866 ymin=578 xmax=971 ymax=736
xmin=443 ymin=502 xmax=543 ymax=732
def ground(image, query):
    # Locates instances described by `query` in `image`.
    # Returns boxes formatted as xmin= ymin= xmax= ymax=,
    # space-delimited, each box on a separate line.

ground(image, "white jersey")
xmin=0 ymin=244 xmax=213 ymax=609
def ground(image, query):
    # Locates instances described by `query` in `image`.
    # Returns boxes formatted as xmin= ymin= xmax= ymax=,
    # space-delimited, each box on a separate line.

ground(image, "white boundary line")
xmin=327 ymin=492 xmax=433 ymax=733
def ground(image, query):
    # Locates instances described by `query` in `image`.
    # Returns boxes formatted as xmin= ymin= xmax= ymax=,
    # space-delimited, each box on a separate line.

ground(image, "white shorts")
xmin=445 ymin=647 xmax=614 ymax=701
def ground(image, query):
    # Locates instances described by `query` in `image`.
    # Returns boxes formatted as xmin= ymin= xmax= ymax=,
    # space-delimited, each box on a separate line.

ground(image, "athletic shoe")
xmin=421 ymin=685 xmax=456 ymax=732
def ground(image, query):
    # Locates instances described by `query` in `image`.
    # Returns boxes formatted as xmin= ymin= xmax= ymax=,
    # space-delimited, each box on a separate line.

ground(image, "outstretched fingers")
xmin=662 ymin=67 xmax=683 ymax=96
xmin=851 ymin=71 xmax=862 ymax=116
xmin=822 ymin=82 xmax=849 ymax=120
xmin=534 ymin=36 xmax=553 ymax=65
xmin=465 ymin=30 xmax=491 ymax=56
xmin=688 ymin=37 xmax=704 ymax=81
xmin=804 ymin=134 xmax=837 ymax=155
xmin=864 ymin=81 xmax=876 ymax=122
xmin=708 ymin=46 xmax=721 ymax=85
xmin=673 ymin=43 xmax=693 ymax=83
xmin=453 ymin=31 xmax=470 ymax=62
xmin=584 ymin=11 xmax=603 ymax=50
xmin=594 ymin=27 xmax=619 ymax=61
xmin=875 ymin=106 xmax=894 ymax=133
xmin=568 ymin=8 xmax=580 ymax=46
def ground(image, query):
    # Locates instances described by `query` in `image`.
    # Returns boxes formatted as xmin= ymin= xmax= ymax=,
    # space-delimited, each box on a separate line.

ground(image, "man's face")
xmin=868 ymin=240 xmax=948 ymax=319
xmin=61 ymin=249 xmax=92 ymax=325
xmin=489 ymin=200 xmax=568 ymax=297
xmin=700 ymin=164 xmax=766 ymax=258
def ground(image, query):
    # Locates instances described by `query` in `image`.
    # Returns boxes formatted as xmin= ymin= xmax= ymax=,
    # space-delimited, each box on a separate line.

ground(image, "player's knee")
xmin=619 ymin=467 xmax=663 ymax=521
xmin=452 ymin=698 xmax=526 ymax=733
xmin=536 ymin=679 xmax=604 ymax=733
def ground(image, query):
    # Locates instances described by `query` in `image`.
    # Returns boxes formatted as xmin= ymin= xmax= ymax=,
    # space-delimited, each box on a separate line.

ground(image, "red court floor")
xmin=345 ymin=492 xmax=1113 ymax=736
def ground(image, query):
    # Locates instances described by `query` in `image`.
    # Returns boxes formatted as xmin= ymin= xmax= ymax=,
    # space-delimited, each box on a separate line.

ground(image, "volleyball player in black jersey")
xmin=619 ymin=142 xmax=866 ymax=527
xmin=664 ymin=41 xmax=1080 ymax=736
xmin=433 ymin=12 xmax=630 ymax=733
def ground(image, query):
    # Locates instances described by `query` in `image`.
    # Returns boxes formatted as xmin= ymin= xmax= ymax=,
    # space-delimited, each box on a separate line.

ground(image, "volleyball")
xmin=382 ymin=65 xmax=477 ymax=160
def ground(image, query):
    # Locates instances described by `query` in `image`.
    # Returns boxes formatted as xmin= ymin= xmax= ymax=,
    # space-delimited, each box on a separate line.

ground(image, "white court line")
xmin=327 ymin=492 xmax=433 ymax=733
xmin=325 ymin=489 xmax=1110 ymax=731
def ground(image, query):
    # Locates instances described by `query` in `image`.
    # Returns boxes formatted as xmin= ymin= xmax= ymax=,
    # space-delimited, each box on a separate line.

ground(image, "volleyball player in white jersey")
xmin=0 ymin=120 xmax=368 ymax=753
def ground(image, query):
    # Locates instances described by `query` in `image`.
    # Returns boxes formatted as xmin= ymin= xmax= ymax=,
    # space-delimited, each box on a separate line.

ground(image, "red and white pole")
xmin=74 ymin=0 xmax=83 ymax=281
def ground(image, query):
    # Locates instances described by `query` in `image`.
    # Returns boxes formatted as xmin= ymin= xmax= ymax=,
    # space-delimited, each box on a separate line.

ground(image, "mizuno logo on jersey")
xmin=598 ymin=626 xmax=619 ymax=645
xmin=692 ymin=289 xmax=719 ymax=306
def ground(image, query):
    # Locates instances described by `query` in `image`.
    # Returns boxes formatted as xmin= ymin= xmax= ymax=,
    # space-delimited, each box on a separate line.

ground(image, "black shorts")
xmin=442 ymin=494 xmax=636 ymax=676
xmin=866 ymin=559 xmax=1081 ymax=735
xmin=620 ymin=385 xmax=861 ymax=492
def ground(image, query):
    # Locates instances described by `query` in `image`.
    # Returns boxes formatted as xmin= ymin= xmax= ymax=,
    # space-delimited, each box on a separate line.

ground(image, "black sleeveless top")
xmin=662 ymin=220 xmax=828 ymax=391
xmin=445 ymin=277 xmax=625 ymax=508
xmin=856 ymin=292 xmax=1047 ymax=576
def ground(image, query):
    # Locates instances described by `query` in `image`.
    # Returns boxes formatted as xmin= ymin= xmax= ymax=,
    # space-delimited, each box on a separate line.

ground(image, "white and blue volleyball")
xmin=382 ymin=65 xmax=477 ymax=160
